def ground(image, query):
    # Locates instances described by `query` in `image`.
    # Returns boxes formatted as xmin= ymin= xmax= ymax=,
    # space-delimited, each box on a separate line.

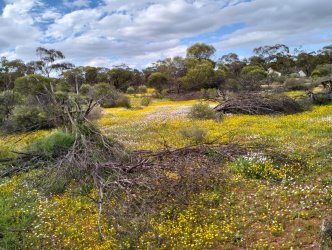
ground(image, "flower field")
xmin=0 ymin=96 xmax=331 ymax=249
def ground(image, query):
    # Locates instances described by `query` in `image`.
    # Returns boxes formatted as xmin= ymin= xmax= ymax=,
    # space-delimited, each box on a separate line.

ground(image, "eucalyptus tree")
xmin=186 ymin=43 xmax=216 ymax=60
xmin=29 ymin=47 xmax=74 ymax=77
xmin=0 ymin=57 xmax=27 ymax=90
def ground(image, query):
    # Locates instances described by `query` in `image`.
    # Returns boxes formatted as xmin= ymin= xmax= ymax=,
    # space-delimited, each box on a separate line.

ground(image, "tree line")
xmin=0 ymin=43 xmax=331 ymax=132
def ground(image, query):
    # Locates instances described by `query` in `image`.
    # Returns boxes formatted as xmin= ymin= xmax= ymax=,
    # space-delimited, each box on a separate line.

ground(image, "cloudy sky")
xmin=0 ymin=0 xmax=332 ymax=68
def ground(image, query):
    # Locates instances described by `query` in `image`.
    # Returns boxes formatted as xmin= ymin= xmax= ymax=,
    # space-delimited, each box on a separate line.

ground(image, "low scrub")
xmin=311 ymin=93 xmax=332 ymax=105
xmin=200 ymin=88 xmax=218 ymax=99
xmin=188 ymin=103 xmax=216 ymax=120
xmin=101 ymin=94 xmax=131 ymax=108
xmin=5 ymin=106 xmax=53 ymax=132
xmin=26 ymin=131 xmax=74 ymax=157
xmin=179 ymin=125 xmax=207 ymax=144
xmin=126 ymin=86 xmax=135 ymax=94
xmin=284 ymin=78 xmax=312 ymax=90
xmin=140 ymin=96 xmax=152 ymax=106
xmin=138 ymin=85 xmax=147 ymax=94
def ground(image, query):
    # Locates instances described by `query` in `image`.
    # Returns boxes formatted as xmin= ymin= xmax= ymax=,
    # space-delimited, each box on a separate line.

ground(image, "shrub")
xmin=161 ymin=89 xmax=169 ymax=98
xmin=312 ymin=93 xmax=332 ymax=105
xmin=86 ymin=106 xmax=102 ymax=120
xmin=100 ymin=98 xmax=116 ymax=108
xmin=179 ymin=125 xmax=207 ymax=144
xmin=115 ymin=95 xmax=131 ymax=108
xmin=188 ymin=103 xmax=216 ymax=120
xmin=311 ymin=64 xmax=332 ymax=78
xmin=241 ymin=65 xmax=267 ymax=77
xmin=79 ymin=84 xmax=92 ymax=95
xmin=231 ymin=157 xmax=267 ymax=179
xmin=99 ymin=91 xmax=131 ymax=108
xmin=152 ymin=91 xmax=163 ymax=99
xmin=138 ymin=85 xmax=147 ymax=94
xmin=284 ymin=78 xmax=311 ymax=90
xmin=126 ymin=86 xmax=135 ymax=94
xmin=148 ymin=72 xmax=168 ymax=92
xmin=8 ymin=106 xmax=52 ymax=132
xmin=140 ymin=96 xmax=152 ymax=106
xmin=27 ymin=131 xmax=74 ymax=157
xmin=200 ymin=88 xmax=218 ymax=99
xmin=0 ymin=90 xmax=20 ymax=124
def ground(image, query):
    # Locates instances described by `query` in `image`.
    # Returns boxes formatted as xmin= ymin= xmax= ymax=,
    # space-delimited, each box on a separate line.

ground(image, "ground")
xmin=0 ymin=92 xmax=331 ymax=249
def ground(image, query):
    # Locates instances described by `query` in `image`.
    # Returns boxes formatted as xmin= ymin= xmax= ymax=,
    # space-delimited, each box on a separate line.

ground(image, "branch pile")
xmin=214 ymin=92 xmax=303 ymax=115
xmin=0 ymin=123 xmax=247 ymax=240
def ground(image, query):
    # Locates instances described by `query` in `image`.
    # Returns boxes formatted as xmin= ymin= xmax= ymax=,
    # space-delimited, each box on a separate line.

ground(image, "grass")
xmin=0 ymin=94 xmax=331 ymax=249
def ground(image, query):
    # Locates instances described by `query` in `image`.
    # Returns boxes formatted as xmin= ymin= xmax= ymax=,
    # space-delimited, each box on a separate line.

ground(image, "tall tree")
xmin=0 ymin=57 xmax=27 ymax=91
xmin=186 ymin=43 xmax=216 ymax=60
xmin=253 ymin=44 xmax=290 ymax=70
xmin=30 ymin=47 xmax=74 ymax=77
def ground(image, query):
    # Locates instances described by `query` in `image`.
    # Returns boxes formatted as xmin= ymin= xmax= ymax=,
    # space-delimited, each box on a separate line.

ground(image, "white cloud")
xmin=1 ymin=0 xmax=332 ymax=68
xmin=63 ymin=0 xmax=91 ymax=9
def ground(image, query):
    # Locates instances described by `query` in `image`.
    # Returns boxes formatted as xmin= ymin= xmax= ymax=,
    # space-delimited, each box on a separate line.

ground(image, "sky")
xmin=0 ymin=0 xmax=332 ymax=69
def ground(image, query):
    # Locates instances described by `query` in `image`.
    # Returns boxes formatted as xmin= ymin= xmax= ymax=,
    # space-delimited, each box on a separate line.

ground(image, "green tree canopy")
xmin=186 ymin=43 xmax=216 ymax=60
xmin=147 ymin=72 xmax=168 ymax=92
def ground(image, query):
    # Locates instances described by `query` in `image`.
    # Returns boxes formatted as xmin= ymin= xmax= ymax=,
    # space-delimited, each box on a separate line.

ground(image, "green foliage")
xmin=138 ymin=85 xmax=147 ymax=94
xmin=126 ymin=86 xmax=135 ymax=94
xmin=230 ymin=154 xmax=307 ymax=181
xmin=140 ymin=96 xmax=152 ymax=106
xmin=14 ymin=74 xmax=52 ymax=95
xmin=200 ymin=88 xmax=218 ymax=99
xmin=181 ymin=60 xmax=215 ymax=90
xmin=312 ymin=93 xmax=332 ymax=105
xmin=92 ymin=82 xmax=114 ymax=99
xmin=0 ymin=90 xmax=20 ymax=123
xmin=231 ymin=157 xmax=269 ymax=179
xmin=79 ymin=83 xmax=92 ymax=95
xmin=188 ymin=103 xmax=216 ymax=120
xmin=84 ymin=66 xmax=98 ymax=84
xmin=186 ymin=43 xmax=216 ymax=60
xmin=0 ymin=176 xmax=40 ymax=249
xmin=179 ymin=125 xmax=207 ymax=144
xmin=115 ymin=95 xmax=131 ymax=108
xmin=216 ymin=63 xmax=230 ymax=78
xmin=26 ymin=131 xmax=74 ymax=157
xmin=148 ymin=72 xmax=168 ymax=92
xmin=108 ymin=66 xmax=134 ymax=91
xmin=284 ymin=78 xmax=311 ymax=90
xmin=241 ymin=65 xmax=267 ymax=77
xmin=86 ymin=106 xmax=102 ymax=121
xmin=311 ymin=64 xmax=332 ymax=78
xmin=8 ymin=106 xmax=52 ymax=131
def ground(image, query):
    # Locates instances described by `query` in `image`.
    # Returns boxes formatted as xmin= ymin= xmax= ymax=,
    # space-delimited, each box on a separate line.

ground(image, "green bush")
xmin=86 ymin=106 xmax=102 ymax=120
xmin=179 ymin=125 xmax=207 ymax=144
xmin=241 ymin=65 xmax=267 ymax=77
xmin=0 ymin=90 xmax=20 ymax=124
xmin=311 ymin=64 xmax=332 ymax=78
xmin=230 ymin=157 xmax=266 ymax=179
xmin=284 ymin=78 xmax=311 ymax=90
xmin=200 ymin=88 xmax=218 ymax=99
xmin=312 ymin=93 xmax=331 ymax=105
xmin=27 ymin=131 xmax=74 ymax=157
xmin=126 ymin=86 xmax=135 ymax=94
xmin=138 ymin=85 xmax=147 ymax=94
xmin=188 ymin=103 xmax=216 ymax=120
xmin=100 ymin=98 xmax=116 ymax=108
xmin=8 ymin=106 xmax=52 ymax=131
xmin=79 ymin=84 xmax=92 ymax=95
xmin=140 ymin=96 xmax=152 ymax=106
xmin=115 ymin=95 xmax=131 ymax=108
